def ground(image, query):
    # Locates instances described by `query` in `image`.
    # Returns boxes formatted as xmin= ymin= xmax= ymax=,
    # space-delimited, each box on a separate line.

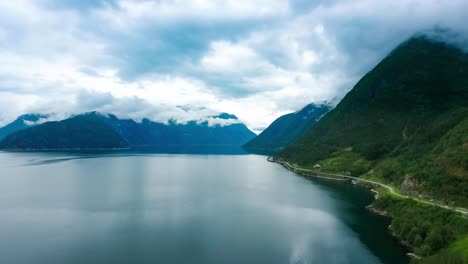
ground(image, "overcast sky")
xmin=1 ymin=0 xmax=467 ymax=132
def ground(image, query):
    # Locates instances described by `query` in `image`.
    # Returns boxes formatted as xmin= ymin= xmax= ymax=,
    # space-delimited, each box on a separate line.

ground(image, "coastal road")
xmin=273 ymin=159 xmax=468 ymax=216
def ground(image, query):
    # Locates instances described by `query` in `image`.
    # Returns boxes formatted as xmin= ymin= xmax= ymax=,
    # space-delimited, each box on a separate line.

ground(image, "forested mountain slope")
xmin=278 ymin=36 xmax=468 ymax=207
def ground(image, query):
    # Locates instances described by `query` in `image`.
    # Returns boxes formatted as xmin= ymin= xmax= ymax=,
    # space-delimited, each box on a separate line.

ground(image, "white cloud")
xmin=193 ymin=19 xmax=353 ymax=130
xmin=0 ymin=1 xmax=107 ymax=64
xmin=94 ymin=0 xmax=291 ymax=31
xmin=201 ymin=41 xmax=262 ymax=74
xmin=23 ymin=116 xmax=61 ymax=126
xmin=200 ymin=117 xmax=241 ymax=127
xmin=0 ymin=0 xmax=468 ymax=132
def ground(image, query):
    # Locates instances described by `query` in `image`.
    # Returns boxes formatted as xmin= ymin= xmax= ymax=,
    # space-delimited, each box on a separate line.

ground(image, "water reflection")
xmin=0 ymin=153 xmax=408 ymax=264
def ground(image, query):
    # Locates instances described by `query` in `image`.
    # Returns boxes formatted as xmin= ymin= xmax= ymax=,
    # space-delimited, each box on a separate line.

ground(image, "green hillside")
xmin=277 ymin=36 xmax=468 ymax=207
xmin=373 ymin=194 xmax=468 ymax=261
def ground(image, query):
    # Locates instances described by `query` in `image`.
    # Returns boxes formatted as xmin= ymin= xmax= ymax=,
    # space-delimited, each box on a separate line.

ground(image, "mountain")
xmin=243 ymin=103 xmax=331 ymax=155
xmin=0 ymin=112 xmax=256 ymax=153
xmin=99 ymin=112 xmax=256 ymax=152
xmin=0 ymin=113 xmax=127 ymax=150
xmin=0 ymin=114 xmax=48 ymax=141
xmin=277 ymin=36 xmax=468 ymax=207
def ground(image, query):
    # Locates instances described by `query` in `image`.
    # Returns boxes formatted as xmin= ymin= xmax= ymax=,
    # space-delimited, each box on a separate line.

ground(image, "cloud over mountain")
xmin=0 ymin=0 xmax=467 ymax=130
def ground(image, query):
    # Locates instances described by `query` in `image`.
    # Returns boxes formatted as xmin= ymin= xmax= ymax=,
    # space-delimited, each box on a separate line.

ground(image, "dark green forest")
xmin=373 ymin=195 xmax=468 ymax=263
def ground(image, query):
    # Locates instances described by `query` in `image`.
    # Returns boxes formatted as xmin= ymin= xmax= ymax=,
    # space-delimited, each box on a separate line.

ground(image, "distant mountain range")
xmin=243 ymin=103 xmax=331 ymax=155
xmin=0 ymin=112 xmax=256 ymax=154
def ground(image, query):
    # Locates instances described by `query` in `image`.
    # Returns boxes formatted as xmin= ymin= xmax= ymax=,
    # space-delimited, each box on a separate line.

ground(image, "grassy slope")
xmin=372 ymin=110 xmax=468 ymax=205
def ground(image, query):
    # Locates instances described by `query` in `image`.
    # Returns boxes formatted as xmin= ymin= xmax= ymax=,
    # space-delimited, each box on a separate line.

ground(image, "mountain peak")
xmin=390 ymin=29 xmax=467 ymax=59
xmin=412 ymin=26 xmax=468 ymax=52
xmin=80 ymin=111 xmax=106 ymax=117
xmin=214 ymin=113 xmax=238 ymax=120
xmin=18 ymin=113 xmax=48 ymax=121
xmin=243 ymin=103 xmax=331 ymax=155
xmin=0 ymin=113 xmax=49 ymax=140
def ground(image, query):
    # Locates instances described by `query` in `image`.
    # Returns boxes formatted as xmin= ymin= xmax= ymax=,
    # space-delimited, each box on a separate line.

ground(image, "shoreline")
xmin=269 ymin=157 xmax=468 ymax=215
xmin=269 ymin=157 xmax=422 ymax=260
xmin=0 ymin=147 xmax=132 ymax=152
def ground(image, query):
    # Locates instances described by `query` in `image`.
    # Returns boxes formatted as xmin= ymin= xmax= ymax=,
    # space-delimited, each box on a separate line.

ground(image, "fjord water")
xmin=0 ymin=153 xmax=408 ymax=264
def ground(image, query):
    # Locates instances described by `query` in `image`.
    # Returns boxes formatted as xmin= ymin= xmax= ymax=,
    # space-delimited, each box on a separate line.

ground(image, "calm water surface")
xmin=0 ymin=153 xmax=408 ymax=264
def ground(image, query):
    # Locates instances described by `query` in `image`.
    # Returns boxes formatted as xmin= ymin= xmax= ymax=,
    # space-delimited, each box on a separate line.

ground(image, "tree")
xmin=426 ymin=227 xmax=445 ymax=253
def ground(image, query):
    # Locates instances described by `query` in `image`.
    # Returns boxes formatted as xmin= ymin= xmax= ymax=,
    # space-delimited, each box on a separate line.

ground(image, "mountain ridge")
xmin=0 ymin=114 xmax=49 ymax=141
xmin=0 ymin=111 xmax=256 ymax=153
xmin=243 ymin=103 xmax=331 ymax=155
